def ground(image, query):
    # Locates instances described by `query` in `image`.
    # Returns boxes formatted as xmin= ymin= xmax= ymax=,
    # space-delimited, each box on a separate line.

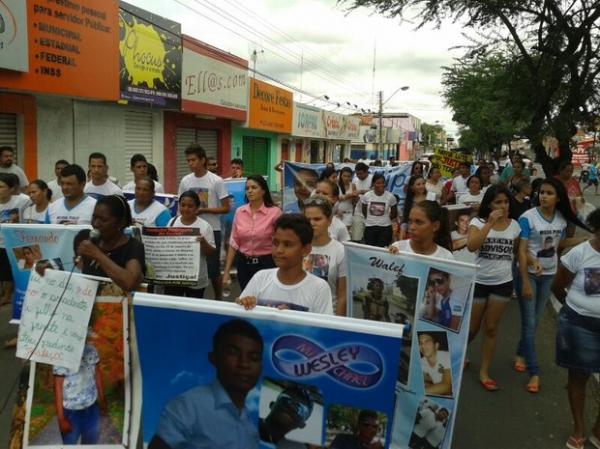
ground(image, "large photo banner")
xmin=1 ymin=224 xmax=89 ymax=323
xmin=345 ymin=243 xmax=476 ymax=449
xmin=18 ymin=276 xmax=138 ymax=449
xmin=283 ymin=162 xmax=412 ymax=214
xmin=134 ymin=294 xmax=403 ymax=449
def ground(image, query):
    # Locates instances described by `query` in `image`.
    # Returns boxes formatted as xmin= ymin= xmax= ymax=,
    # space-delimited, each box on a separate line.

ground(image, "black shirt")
xmin=83 ymin=237 xmax=146 ymax=279
xmin=510 ymin=197 xmax=531 ymax=221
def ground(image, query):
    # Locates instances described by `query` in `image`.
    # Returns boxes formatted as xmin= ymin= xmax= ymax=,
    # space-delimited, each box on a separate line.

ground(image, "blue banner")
xmin=282 ymin=162 xmax=412 ymax=214
xmin=221 ymin=179 xmax=247 ymax=242
xmin=1 ymin=224 xmax=89 ymax=323
xmin=133 ymin=295 xmax=403 ymax=449
xmin=345 ymin=243 xmax=475 ymax=449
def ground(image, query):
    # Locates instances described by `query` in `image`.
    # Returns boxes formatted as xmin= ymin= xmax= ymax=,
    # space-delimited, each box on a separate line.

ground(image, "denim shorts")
xmin=556 ymin=305 xmax=600 ymax=373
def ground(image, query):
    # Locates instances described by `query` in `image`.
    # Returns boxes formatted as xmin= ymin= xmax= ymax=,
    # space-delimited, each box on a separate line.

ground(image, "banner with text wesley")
xmin=345 ymin=242 xmax=476 ymax=449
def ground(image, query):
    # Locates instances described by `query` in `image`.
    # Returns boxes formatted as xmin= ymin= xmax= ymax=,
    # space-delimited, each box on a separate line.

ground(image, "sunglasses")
xmin=428 ymin=277 xmax=446 ymax=286
xmin=304 ymin=197 xmax=329 ymax=206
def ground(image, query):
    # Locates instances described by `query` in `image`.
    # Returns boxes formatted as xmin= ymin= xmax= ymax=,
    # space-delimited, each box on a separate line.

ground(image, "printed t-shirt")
xmin=519 ymin=208 xmax=567 ymax=275
xmin=391 ymin=239 xmax=455 ymax=261
xmin=470 ymin=217 xmax=521 ymax=285
xmin=352 ymin=174 xmax=373 ymax=195
xmin=84 ymin=180 xmax=123 ymax=198
xmin=241 ymin=268 xmax=333 ymax=314
xmin=458 ymin=191 xmax=484 ymax=205
xmin=329 ymin=216 xmax=350 ymax=242
xmin=122 ymin=180 xmax=165 ymax=193
xmin=304 ymin=239 xmax=346 ymax=310
xmin=421 ymin=350 xmax=451 ymax=384
xmin=178 ymin=171 xmax=228 ymax=232
xmin=23 ymin=204 xmax=49 ymax=224
xmin=128 ymin=199 xmax=171 ymax=227
xmin=0 ymin=195 xmax=31 ymax=247
xmin=362 ymin=190 xmax=397 ymax=227
xmin=561 ymin=241 xmax=600 ymax=317
xmin=53 ymin=344 xmax=99 ymax=410
xmin=46 ymin=195 xmax=96 ymax=225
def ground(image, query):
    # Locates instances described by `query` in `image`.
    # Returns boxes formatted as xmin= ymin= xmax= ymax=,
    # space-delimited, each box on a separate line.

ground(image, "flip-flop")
xmin=513 ymin=361 xmax=526 ymax=372
xmin=526 ymin=383 xmax=540 ymax=394
xmin=480 ymin=379 xmax=499 ymax=392
xmin=565 ymin=436 xmax=586 ymax=449
xmin=589 ymin=434 xmax=600 ymax=449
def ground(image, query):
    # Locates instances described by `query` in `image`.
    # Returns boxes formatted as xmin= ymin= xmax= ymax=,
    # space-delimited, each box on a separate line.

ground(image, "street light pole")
xmin=378 ymin=90 xmax=383 ymax=160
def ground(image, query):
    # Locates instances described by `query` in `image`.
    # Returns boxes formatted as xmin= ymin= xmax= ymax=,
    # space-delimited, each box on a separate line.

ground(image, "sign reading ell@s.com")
xmin=0 ymin=0 xmax=28 ymax=72
xmin=0 ymin=0 xmax=120 ymax=101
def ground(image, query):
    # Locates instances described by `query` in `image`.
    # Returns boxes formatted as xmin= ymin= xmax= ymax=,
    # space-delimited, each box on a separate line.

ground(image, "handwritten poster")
xmin=142 ymin=227 xmax=200 ymax=285
xmin=16 ymin=270 xmax=99 ymax=371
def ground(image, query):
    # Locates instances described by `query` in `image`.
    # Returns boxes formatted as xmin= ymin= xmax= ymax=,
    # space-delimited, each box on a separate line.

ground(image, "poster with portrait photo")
xmin=417 ymin=268 xmax=471 ymax=333
xmin=408 ymin=398 xmax=451 ymax=449
xmin=22 ymin=297 xmax=131 ymax=449
xmin=584 ymin=267 xmax=600 ymax=295
xmin=12 ymin=245 xmax=42 ymax=271
xmin=326 ymin=404 xmax=387 ymax=449
xmin=258 ymin=378 xmax=324 ymax=448
xmin=369 ymin=202 xmax=386 ymax=217
xmin=417 ymin=331 xmax=454 ymax=399
xmin=304 ymin=253 xmax=330 ymax=281
xmin=445 ymin=204 xmax=476 ymax=264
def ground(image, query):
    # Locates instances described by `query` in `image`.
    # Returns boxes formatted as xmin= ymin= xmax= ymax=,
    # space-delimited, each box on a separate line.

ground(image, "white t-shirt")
xmin=561 ymin=241 xmax=600 ymax=317
xmin=337 ymin=188 xmax=355 ymax=226
xmin=413 ymin=407 xmax=437 ymax=438
xmin=391 ymin=239 xmax=455 ymax=261
xmin=241 ymin=268 xmax=333 ymax=314
xmin=469 ymin=217 xmax=521 ymax=285
xmin=421 ymin=350 xmax=451 ymax=384
xmin=362 ymin=190 xmax=397 ymax=227
xmin=458 ymin=191 xmax=484 ymax=205
xmin=451 ymin=175 xmax=469 ymax=201
xmin=304 ymin=239 xmax=346 ymax=310
xmin=425 ymin=181 xmax=444 ymax=203
xmin=451 ymin=230 xmax=474 ymax=263
xmin=167 ymin=216 xmax=215 ymax=290
xmin=122 ymin=180 xmax=165 ymax=193
xmin=0 ymin=195 xmax=31 ymax=247
xmin=352 ymin=174 xmax=373 ymax=195
xmin=128 ymin=199 xmax=171 ymax=227
xmin=84 ymin=180 xmax=123 ymax=199
xmin=47 ymin=179 xmax=63 ymax=201
xmin=425 ymin=421 xmax=447 ymax=447
xmin=0 ymin=164 xmax=28 ymax=188
xmin=519 ymin=208 xmax=567 ymax=275
xmin=329 ymin=216 xmax=350 ymax=242
xmin=178 ymin=171 xmax=228 ymax=231
xmin=46 ymin=195 xmax=97 ymax=225
xmin=23 ymin=204 xmax=49 ymax=224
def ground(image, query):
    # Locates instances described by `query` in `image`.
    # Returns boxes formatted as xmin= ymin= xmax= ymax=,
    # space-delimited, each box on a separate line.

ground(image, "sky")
xmin=130 ymin=0 xmax=469 ymax=136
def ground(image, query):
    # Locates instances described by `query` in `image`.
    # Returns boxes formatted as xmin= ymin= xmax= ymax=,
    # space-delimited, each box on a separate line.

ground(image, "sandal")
xmin=526 ymin=383 xmax=540 ymax=393
xmin=566 ymin=436 xmax=586 ymax=449
xmin=513 ymin=360 xmax=526 ymax=372
xmin=480 ymin=378 xmax=500 ymax=392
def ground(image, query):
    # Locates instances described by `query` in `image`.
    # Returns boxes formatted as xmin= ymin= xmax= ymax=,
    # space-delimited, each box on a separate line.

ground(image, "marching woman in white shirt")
xmin=303 ymin=196 xmax=347 ymax=316
xmin=337 ymin=167 xmax=357 ymax=230
xmin=466 ymin=185 xmax=521 ymax=391
xmin=362 ymin=174 xmax=397 ymax=247
xmin=128 ymin=178 xmax=171 ymax=228
xmin=458 ymin=175 xmax=484 ymax=210
xmin=552 ymin=208 xmax=600 ymax=449
xmin=24 ymin=180 xmax=51 ymax=224
xmin=515 ymin=177 xmax=587 ymax=393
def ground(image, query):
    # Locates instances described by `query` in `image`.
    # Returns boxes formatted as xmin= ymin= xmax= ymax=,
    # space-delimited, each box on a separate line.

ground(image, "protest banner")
xmin=345 ymin=242 xmax=476 ymax=449
xmin=431 ymin=149 xmax=473 ymax=178
xmin=1 ymin=224 xmax=89 ymax=323
xmin=16 ymin=270 xmax=99 ymax=371
xmin=141 ymin=227 xmax=200 ymax=285
xmin=20 ymin=278 xmax=138 ymax=449
xmin=282 ymin=162 xmax=412 ymax=214
xmin=122 ymin=191 xmax=179 ymax=217
xmin=133 ymin=294 xmax=403 ymax=449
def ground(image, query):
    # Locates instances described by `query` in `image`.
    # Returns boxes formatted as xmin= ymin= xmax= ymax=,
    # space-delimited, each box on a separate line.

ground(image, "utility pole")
xmin=378 ymin=90 xmax=383 ymax=159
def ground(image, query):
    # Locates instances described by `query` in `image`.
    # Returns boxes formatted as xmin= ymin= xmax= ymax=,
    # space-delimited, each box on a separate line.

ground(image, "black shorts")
xmin=0 ymin=249 xmax=13 ymax=282
xmin=473 ymin=281 xmax=513 ymax=301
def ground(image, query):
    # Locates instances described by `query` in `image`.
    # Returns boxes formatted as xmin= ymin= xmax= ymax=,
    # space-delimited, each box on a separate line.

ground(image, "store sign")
xmin=345 ymin=116 xmax=360 ymax=141
xmin=0 ymin=0 xmax=119 ymax=100
xmin=292 ymin=103 xmax=324 ymax=138
xmin=182 ymin=47 xmax=247 ymax=119
xmin=248 ymin=78 xmax=293 ymax=133
xmin=322 ymin=110 xmax=345 ymax=139
xmin=0 ymin=0 xmax=28 ymax=72
xmin=119 ymin=2 xmax=182 ymax=108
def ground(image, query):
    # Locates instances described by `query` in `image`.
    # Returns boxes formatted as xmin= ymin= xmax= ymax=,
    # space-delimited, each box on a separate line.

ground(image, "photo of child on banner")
xmin=282 ymin=162 xmax=412 ymax=214
xmin=344 ymin=242 xmax=475 ymax=449
xmin=1 ymin=224 xmax=90 ymax=322
xmin=21 ymin=294 xmax=131 ymax=449
xmin=133 ymin=294 xmax=402 ymax=449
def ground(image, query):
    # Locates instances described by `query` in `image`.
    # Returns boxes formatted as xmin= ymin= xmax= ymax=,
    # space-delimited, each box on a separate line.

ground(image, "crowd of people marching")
xmin=1 ymin=143 xmax=599 ymax=449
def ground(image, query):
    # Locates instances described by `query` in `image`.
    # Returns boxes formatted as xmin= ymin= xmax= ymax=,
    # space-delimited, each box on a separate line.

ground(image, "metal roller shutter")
xmin=0 ymin=113 xmax=18 ymax=164
xmin=124 ymin=110 xmax=154 ymax=184
xmin=175 ymin=128 xmax=218 ymax=183
xmin=242 ymin=136 xmax=269 ymax=176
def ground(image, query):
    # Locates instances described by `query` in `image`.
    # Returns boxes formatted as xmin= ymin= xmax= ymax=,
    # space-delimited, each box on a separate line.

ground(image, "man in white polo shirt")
xmin=47 ymin=164 xmax=96 ymax=225
xmin=84 ymin=152 xmax=123 ymax=199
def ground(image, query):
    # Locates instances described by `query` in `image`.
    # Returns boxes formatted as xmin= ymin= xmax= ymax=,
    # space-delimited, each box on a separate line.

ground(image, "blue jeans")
xmin=61 ymin=402 xmax=100 ymax=445
xmin=515 ymin=273 xmax=553 ymax=376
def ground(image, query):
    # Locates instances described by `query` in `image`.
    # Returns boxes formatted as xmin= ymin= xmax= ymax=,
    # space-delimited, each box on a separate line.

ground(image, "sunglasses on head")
xmin=304 ymin=197 xmax=328 ymax=206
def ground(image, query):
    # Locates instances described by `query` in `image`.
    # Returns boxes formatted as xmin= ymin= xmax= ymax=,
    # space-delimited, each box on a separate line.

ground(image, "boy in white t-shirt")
xmin=236 ymin=214 xmax=333 ymax=314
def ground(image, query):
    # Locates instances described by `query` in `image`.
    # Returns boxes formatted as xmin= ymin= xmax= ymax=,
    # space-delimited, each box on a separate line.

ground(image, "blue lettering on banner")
xmin=272 ymin=335 xmax=384 ymax=388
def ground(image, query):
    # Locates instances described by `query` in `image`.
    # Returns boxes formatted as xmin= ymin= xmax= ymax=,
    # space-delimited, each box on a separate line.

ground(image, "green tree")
xmin=420 ymin=122 xmax=445 ymax=150
xmin=341 ymin=0 xmax=600 ymax=175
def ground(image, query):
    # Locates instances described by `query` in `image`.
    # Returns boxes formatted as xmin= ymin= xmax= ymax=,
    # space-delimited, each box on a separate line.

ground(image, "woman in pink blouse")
xmin=222 ymin=175 xmax=282 ymax=290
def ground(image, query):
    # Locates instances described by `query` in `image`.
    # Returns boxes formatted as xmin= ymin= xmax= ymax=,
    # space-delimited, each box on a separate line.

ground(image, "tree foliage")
xmin=420 ymin=122 xmax=445 ymax=149
xmin=341 ymin=0 xmax=600 ymax=175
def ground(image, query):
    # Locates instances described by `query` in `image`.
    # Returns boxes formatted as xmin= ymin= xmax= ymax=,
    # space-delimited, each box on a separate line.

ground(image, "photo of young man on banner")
xmin=133 ymin=294 xmax=402 ymax=449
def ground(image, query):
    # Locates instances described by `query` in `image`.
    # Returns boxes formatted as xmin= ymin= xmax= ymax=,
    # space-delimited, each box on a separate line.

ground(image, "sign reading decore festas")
xmin=0 ymin=0 xmax=119 ymax=100
xmin=248 ymin=78 xmax=293 ymax=133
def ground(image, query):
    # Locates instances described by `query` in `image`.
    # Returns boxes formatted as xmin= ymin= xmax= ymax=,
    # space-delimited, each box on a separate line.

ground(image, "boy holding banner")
xmin=236 ymin=214 xmax=333 ymax=314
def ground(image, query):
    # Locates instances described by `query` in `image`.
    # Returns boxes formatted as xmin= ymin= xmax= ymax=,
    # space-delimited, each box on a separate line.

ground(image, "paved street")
xmin=0 ymin=189 xmax=598 ymax=449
